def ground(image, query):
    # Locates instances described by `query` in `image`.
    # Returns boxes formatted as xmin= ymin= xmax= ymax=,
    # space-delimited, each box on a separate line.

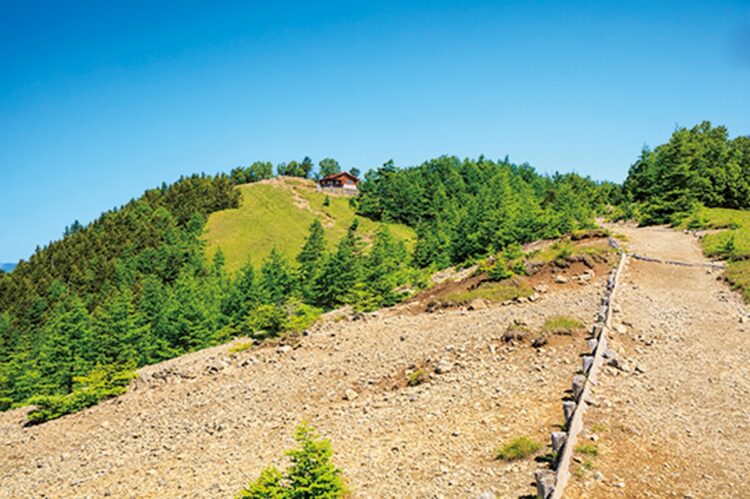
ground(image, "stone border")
xmin=534 ymin=239 xmax=627 ymax=499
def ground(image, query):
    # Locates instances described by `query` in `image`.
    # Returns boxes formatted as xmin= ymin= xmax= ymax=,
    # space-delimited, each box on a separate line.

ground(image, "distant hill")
xmin=0 ymin=263 xmax=16 ymax=273
xmin=202 ymin=176 xmax=416 ymax=273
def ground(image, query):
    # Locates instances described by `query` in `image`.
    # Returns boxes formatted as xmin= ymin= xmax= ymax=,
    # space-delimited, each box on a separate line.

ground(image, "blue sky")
xmin=1 ymin=0 xmax=749 ymax=262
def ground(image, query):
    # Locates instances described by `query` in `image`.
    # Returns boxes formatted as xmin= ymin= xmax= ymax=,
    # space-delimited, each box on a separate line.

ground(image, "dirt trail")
xmin=0 ymin=276 xmax=608 ymax=498
xmin=568 ymin=225 xmax=750 ymax=497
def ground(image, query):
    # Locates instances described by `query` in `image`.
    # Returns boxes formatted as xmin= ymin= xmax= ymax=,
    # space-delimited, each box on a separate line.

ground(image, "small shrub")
xmin=487 ymin=260 xmax=513 ymax=281
xmin=26 ymin=364 xmax=135 ymax=424
xmin=323 ymin=196 xmax=331 ymax=207
xmin=229 ymin=341 xmax=253 ymax=354
xmin=245 ymin=301 xmax=322 ymax=338
xmin=553 ymin=242 xmax=573 ymax=265
xmin=406 ymin=368 xmax=427 ymax=386
xmin=543 ymin=315 xmax=583 ymax=335
xmin=574 ymin=458 xmax=595 ymax=477
xmin=575 ymin=443 xmax=599 ymax=456
xmin=590 ymin=423 xmax=608 ymax=433
xmin=0 ymin=397 xmax=13 ymax=411
xmin=496 ymin=436 xmax=541 ymax=461
xmin=720 ymin=234 xmax=737 ymax=259
xmin=236 ymin=422 xmax=346 ymax=498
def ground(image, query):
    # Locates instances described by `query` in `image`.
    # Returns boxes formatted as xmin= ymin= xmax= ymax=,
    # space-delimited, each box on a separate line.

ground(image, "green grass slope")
xmin=681 ymin=207 xmax=750 ymax=301
xmin=203 ymin=177 xmax=415 ymax=273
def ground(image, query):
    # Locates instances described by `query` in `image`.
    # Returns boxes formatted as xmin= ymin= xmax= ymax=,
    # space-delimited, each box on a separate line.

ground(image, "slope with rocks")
xmin=0 ymin=263 xmax=612 ymax=498
xmin=567 ymin=224 xmax=750 ymax=497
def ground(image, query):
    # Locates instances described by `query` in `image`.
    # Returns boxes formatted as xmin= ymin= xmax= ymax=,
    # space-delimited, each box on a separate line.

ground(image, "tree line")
xmin=0 ymin=155 xmax=615 ymax=420
xmin=623 ymin=121 xmax=750 ymax=224
xmin=228 ymin=157 xmax=360 ymax=186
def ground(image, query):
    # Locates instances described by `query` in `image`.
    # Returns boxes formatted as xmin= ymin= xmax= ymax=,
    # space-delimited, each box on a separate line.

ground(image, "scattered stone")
xmin=604 ymin=349 xmax=619 ymax=368
xmin=467 ymin=298 xmax=487 ymax=311
xmin=477 ymin=492 xmax=496 ymax=499
xmin=555 ymin=275 xmax=569 ymax=284
xmin=343 ymin=388 xmax=359 ymax=401
xmin=533 ymin=284 xmax=549 ymax=294
xmin=277 ymin=345 xmax=293 ymax=354
xmin=435 ymin=359 xmax=454 ymax=374
xmin=502 ymin=324 xmax=529 ymax=343
xmin=593 ymin=470 xmax=605 ymax=481
xmin=531 ymin=335 xmax=548 ymax=348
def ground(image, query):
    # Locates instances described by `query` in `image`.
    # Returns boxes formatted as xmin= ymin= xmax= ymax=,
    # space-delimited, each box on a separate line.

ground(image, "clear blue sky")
xmin=1 ymin=0 xmax=749 ymax=262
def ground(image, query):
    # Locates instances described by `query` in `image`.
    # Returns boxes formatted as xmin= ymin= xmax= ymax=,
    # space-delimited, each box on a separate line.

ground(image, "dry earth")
xmin=567 ymin=224 xmax=750 ymax=498
xmin=1 ymin=269 xmax=608 ymax=498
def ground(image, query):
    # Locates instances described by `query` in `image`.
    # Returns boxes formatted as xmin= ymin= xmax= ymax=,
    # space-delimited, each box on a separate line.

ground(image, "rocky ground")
xmin=567 ymin=224 xmax=750 ymax=497
xmin=0 ymin=266 xmax=608 ymax=498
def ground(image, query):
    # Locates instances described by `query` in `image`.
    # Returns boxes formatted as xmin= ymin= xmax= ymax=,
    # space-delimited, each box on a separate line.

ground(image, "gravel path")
xmin=0 ymin=275 xmax=608 ymax=498
xmin=568 ymin=225 xmax=750 ymax=497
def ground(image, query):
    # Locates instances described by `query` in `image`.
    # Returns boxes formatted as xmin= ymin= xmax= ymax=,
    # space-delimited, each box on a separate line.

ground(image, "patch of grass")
xmin=677 ymin=207 xmax=750 ymax=302
xmin=442 ymin=279 xmax=533 ymax=305
xmin=529 ymin=239 xmax=612 ymax=266
xmin=496 ymin=436 xmax=542 ymax=461
xmin=575 ymin=443 xmax=599 ymax=456
xmin=725 ymin=259 xmax=750 ymax=302
xmin=229 ymin=341 xmax=253 ymax=354
xmin=542 ymin=315 xmax=583 ymax=334
xmin=406 ymin=368 xmax=427 ymax=386
xmin=590 ymin=423 xmax=608 ymax=433
xmin=574 ymin=458 xmax=595 ymax=477
xmin=203 ymin=178 xmax=415 ymax=273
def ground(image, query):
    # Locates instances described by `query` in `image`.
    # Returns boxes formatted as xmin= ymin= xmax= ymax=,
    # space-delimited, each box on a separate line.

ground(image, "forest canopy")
xmin=623 ymin=121 xmax=750 ymax=224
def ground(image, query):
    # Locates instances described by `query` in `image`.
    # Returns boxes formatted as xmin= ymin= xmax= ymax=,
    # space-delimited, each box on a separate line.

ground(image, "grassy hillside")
xmin=203 ymin=177 xmax=416 ymax=273
xmin=681 ymin=207 xmax=750 ymax=301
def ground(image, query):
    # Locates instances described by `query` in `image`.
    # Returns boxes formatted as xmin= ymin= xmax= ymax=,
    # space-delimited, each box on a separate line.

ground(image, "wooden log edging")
xmin=630 ymin=253 xmax=724 ymax=270
xmin=534 ymin=240 xmax=628 ymax=499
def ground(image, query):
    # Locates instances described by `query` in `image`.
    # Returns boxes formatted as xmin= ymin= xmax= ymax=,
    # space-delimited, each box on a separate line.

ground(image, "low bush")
xmin=406 ymin=368 xmax=427 ymax=386
xmin=496 ymin=436 xmax=541 ymax=461
xmin=542 ymin=315 xmax=583 ymax=334
xmin=246 ymin=301 xmax=323 ymax=338
xmin=229 ymin=341 xmax=253 ymax=354
xmin=26 ymin=364 xmax=135 ymax=424
xmin=575 ymin=443 xmax=599 ymax=456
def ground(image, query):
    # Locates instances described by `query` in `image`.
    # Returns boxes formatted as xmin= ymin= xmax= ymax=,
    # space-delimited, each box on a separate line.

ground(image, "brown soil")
xmin=567 ymin=224 xmax=750 ymax=498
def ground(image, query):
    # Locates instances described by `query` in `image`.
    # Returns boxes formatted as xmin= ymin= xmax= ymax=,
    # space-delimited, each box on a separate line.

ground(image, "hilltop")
xmin=202 ymin=176 xmax=415 ymax=273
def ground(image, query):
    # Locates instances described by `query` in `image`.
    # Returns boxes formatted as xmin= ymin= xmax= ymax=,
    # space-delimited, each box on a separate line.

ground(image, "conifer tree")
xmin=260 ymin=248 xmax=295 ymax=305
xmin=296 ymin=220 xmax=326 ymax=301
xmin=224 ymin=257 xmax=262 ymax=324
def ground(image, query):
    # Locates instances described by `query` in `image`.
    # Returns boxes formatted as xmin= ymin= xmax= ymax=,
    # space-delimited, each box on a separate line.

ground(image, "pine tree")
xmin=260 ymin=249 xmax=295 ymax=305
xmin=312 ymin=220 xmax=362 ymax=308
xmin=224 ymin=258 xmax=263 ymax=324
xmin=296 ymin=220 xmax=327 ymax=301
xmin=37 ymin=295 xmax=94 ymax=395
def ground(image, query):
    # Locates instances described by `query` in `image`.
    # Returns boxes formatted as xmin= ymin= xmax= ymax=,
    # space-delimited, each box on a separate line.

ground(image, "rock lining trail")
xmin=567 ymin=224 xmax=750 ymax=497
